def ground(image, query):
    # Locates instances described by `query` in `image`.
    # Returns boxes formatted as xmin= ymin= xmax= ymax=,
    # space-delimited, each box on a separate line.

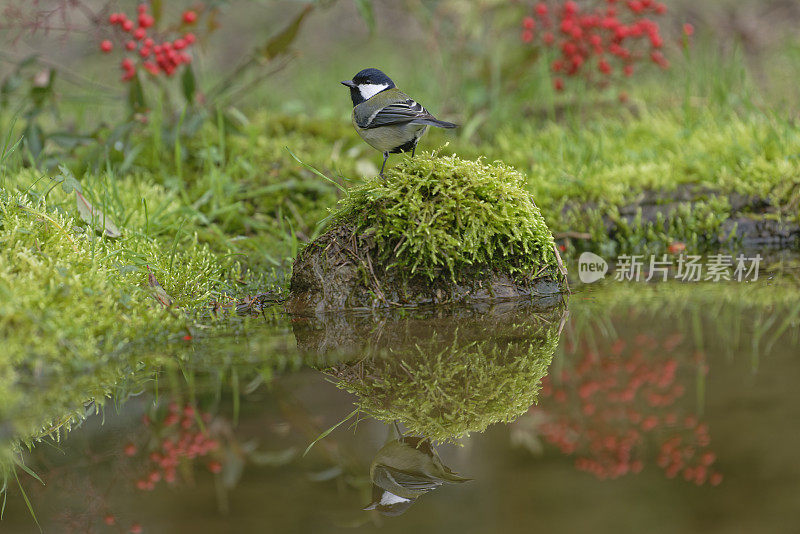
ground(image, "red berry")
xmin=122 ymin=19 xmax=134 ymax=32
xmin=521 ymin=29 xmax=534 ymax=43
xmin=134 ymin=28 xmax=146 ymax=40
xmin=109 ymin=13 xmax=120 ymax=24
xmin=184 ymin=33 xmax=196 ymax=44
xmin=138 ymin=4 xmax=148 ymax=14
xmin=554 ymin=77 xmax=564 ymax=91
xmin=104 ymin=515 xmax=116 ymax=526
xmin=124 ymin=442 xmax=137 ymax=456
xmin=207 ymin=461 xmax=222 ymax=474
xmin=523 ymin=16 xmax=535 ymax=30
xmin=182 ymin=10 xmax=198 ymax=24
xmin=126 ymin=40 xmax=137 ymax=51
xmin=701 ymin=452 xmax=716 ymax=465
xmin=100 ymin=40 xmax=113 ymax=53
xmin=130 ymin=523 xmax=143 ymax=534
xmin=683 ymin=23 xmax=694 ymax=36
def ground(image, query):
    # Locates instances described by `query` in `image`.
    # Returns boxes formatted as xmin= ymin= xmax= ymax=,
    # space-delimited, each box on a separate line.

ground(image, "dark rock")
xmin=285 ymin=223 xmax=564 ymax=314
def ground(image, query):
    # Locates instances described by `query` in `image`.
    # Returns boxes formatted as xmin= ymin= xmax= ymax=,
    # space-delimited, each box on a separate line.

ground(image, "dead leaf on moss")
xmin=75 ymin=191 xmax=121 ymax=238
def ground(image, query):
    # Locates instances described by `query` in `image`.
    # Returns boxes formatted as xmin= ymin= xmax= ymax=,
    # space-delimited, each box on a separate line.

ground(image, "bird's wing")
xmin=363 ymin=99 xmax=435 ymax=129
xmin=380 ymin=465 xmax=443 ymax=492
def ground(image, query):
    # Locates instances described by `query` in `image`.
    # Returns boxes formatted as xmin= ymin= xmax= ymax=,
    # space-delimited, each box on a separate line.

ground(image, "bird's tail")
xmin=413 ymin=118 xmax=458 ymax=129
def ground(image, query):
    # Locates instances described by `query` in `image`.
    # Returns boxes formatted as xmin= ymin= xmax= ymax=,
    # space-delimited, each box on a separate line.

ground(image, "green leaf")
xmin=127 ymin=73 xmax=146 ymax=113
xmin=29 ymin=68 xmax=56 ymax=108
xmin=57 ymin=165 xmax=83 ymax=195
xmin=75 ymin=191 xmax=122 ymax=238
xmin=48 ymin=132 xmax=94 ymax=150
xmin=258 ymin=5 xmax=313 ymax=60
xmin=181 ymin=65 xmax=196 ymax=104
xmin=354 ymin=0 xmax=375 ymax=32
xmin=23 ymin=122 xmax=43 ymax=160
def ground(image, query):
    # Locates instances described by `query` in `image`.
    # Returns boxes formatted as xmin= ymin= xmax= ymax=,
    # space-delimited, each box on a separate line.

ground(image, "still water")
xmin=2 ymin=274 xmax=799 ymax=533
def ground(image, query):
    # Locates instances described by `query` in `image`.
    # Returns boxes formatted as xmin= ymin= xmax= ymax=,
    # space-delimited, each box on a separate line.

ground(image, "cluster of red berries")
xmin=534 ymin=331 xmax=722 ymax=485
xmin=521 ymin=0 xmax=686 ymax=92
xmin=123 ymin=402 xmax=222 ymax=492
xmin=100 ymin=3 xmax=198 ymax=82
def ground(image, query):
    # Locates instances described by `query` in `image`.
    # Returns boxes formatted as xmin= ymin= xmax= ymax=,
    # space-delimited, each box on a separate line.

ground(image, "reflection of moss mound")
xmin=317 ymin=304 xmax=565 ymax=441
xmin=288 ymin=153 xmax=564 ymax=311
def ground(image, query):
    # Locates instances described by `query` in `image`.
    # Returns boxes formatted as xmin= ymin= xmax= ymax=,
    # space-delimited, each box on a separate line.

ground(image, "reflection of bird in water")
xmin=365 ymin=427 xmax=471 ymax=516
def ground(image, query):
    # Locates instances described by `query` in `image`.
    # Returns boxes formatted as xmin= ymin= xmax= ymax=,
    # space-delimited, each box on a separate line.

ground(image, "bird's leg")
xmin=379 ymin=151 xmax=389 ymax=178
xmin=411 ymin=144 xmax=416 ymax=158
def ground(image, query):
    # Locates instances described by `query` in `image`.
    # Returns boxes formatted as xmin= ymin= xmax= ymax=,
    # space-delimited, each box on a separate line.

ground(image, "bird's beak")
xmin=363 ymin=503 xmax=378 ymax=511
xmin=341 ymin=80 xmax=357 ymax=88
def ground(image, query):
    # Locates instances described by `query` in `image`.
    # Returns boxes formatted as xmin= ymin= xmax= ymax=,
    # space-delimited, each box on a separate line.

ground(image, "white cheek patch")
xmin=380 ymin=492 xmax=411 ymax=506
xmin=359 ymin=83 xmax=389 ymax=100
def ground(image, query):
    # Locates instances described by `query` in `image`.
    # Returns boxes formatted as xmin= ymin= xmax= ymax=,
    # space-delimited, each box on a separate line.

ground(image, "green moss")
xmin=332 ymin=153 xmax=560 ymax=283
xmin=325 ymin=307 xmax=564 ymax=441
xmin=449 ymin=107 xmax=800 ymax=254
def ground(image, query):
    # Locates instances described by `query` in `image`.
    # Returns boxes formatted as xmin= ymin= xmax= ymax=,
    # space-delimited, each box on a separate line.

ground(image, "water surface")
xmin=2 ymin=273 xmax=799 ymax=533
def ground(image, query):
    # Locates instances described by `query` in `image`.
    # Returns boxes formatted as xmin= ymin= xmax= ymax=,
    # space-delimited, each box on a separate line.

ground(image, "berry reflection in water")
xmin=128 ymin=402 xmax=222 ymax=492
xmin=515 ymin=332 xmax=722 ymax=486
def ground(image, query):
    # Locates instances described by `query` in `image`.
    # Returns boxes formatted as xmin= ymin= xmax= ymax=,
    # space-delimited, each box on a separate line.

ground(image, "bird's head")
xmin=341 ymin=68 xmax=395 ymax=106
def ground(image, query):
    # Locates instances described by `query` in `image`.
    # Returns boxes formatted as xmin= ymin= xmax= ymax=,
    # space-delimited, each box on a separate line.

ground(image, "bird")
xmin=364 ymin=434 xmax=471 ymax=516
xmin=341 ymin=68 xmax=457 ymax=178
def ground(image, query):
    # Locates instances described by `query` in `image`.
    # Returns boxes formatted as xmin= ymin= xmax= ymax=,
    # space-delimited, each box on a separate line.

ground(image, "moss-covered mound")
xmin=287 ymin=153 xmax=565 ymax=312
xmin=297 ymin=302 xmax=566 ymax=441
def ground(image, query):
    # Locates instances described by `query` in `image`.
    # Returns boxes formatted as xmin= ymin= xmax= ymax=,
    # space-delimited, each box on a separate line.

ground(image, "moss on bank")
xmin=453 ymin=108 xmax=800 ymax=254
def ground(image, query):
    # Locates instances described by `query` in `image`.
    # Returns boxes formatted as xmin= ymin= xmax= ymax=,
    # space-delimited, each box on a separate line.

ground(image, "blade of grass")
xmin=12 ymin=467 xmax=41 ymax=531
xmin=286 ymin=147 xmax=348 ymax=194
xmin=303 ymin=408 xmax=358 ymax=457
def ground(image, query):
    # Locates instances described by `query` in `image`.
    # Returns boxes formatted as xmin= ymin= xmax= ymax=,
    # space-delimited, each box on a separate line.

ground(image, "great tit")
xmin=341 ymin=68 xmax=457 ymax=177
xmin=364 ymin=435 xmax=471 ymax=516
